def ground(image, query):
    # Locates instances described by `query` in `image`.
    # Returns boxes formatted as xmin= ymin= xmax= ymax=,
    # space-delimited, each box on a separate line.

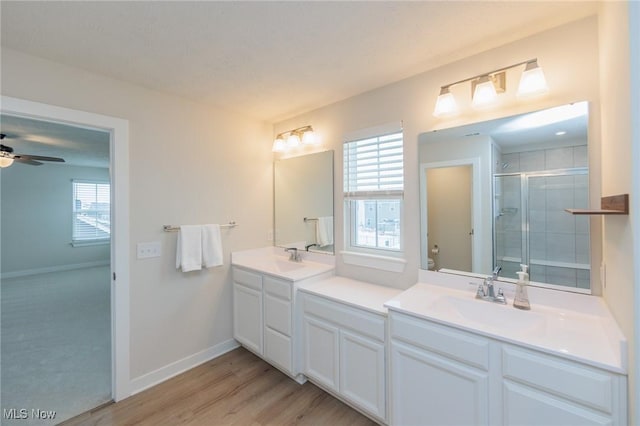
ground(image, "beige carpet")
xmin=1 ymin=266 xmax=111 ymax=425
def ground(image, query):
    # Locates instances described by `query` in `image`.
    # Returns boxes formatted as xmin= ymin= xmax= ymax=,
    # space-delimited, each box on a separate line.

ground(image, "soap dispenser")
xmin=513 ymin=264 xmax=531 ymax=310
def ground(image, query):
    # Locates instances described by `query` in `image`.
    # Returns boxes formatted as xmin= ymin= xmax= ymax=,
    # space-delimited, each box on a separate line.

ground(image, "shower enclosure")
xmin=493 ymin=168 xmax=590 ymax=289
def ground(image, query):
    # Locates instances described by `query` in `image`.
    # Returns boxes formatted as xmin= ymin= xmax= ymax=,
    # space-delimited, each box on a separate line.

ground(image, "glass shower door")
xmin=527 ymin=172 xmax=590 ymax=288
xmin=493 ymin=174 xmax=523 ymax=279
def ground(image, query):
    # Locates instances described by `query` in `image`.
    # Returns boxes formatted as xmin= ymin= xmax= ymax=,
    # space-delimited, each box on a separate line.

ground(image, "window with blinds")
xmin=343 ymin=130 xmax=403 ymax=252
xmin=72 ymin=180 xmax=111 ymax=244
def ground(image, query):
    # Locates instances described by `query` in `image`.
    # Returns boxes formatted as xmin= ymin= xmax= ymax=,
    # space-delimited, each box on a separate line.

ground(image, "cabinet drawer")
xmin=233 ymin=267 xmax=262 ymax=291
xmin=390 ymin=312 xmax=489 ymax=371
xmin=302 ymin=293 xmax=385 ymax=342
xmin=264 ymin=276 xmax=291 ymax=301
xmin=265 ymin=293 xmax=291 ymax=336
xmin=502 ymin=345 xmax=616 ymax=414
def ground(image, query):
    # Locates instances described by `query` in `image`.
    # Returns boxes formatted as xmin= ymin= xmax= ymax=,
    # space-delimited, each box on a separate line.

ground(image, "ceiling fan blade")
xmin=13 ymin=157 xmax=43 ymax=166
xmin=15 ymin=154 xmax=65 ymax=163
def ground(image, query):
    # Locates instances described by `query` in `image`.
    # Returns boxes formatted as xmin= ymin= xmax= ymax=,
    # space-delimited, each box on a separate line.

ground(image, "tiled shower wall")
xmin=495 ymin=143 xmax=590 ymax=289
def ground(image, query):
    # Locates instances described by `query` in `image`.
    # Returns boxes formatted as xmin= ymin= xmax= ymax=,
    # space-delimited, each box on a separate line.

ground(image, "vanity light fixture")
xmin=433 ymin=58 xmax=548 ymax=117
xmin=272 ymin=125 xmax=318 ymax=152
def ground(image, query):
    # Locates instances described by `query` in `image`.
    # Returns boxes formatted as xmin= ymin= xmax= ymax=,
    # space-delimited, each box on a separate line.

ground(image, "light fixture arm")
xmin=440 ymin=58 xmax=538 ymax=90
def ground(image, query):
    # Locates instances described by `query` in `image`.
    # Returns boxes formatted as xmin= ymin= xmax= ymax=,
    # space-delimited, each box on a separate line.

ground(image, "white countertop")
xmin=384 ymin=279 xmax=627 ymax=374
xmin=231 ymin=246 xmax=335 ymax=281
xmin=299 ymin=276 xmax=403 ymax=315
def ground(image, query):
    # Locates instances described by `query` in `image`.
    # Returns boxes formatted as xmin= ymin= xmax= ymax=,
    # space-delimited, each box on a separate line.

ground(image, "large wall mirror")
xmin=419 ymin=102 xmax=594 ymax=292
xmin=274 ymin=150 xmax=334 ymax=254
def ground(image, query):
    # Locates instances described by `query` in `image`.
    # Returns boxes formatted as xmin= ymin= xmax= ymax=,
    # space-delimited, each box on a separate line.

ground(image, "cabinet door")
xmin=264 ymin=326 xmax=292 ymax=373
xmin=233 ymin=283 xmax=263 ymax=355
xmin=340 ymin=330 xmax=386 ymax=421
xmin=390 ymin=341 xmax=489 ymax=426
xmin=303 ymin=315 xmax=339 ymax=392
xmin=503 ymin=381 xmax=612 ymax=426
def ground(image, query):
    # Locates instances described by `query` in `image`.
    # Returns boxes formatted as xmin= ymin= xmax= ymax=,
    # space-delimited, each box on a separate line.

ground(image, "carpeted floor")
xmin=1 ymin=266 xmax=112 ymax=425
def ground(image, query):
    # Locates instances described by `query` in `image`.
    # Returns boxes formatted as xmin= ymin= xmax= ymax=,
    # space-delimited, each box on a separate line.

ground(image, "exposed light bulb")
xmin=472 ymin=75 xmax=497 ymax=107
xmin=287 ymin=133 xmax=300 ymax=148
xmin=0 ymin=156 xmax=14 ymax=168
xmin=517 ymin=60 xmax=548 ymax=97
xmin=272 ymin=136 xmax=286 ymax=152
xmin=433 ymin=86 xmax=458 ymax=117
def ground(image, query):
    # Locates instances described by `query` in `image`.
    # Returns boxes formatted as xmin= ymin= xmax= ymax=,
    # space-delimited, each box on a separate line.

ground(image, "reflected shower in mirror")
xmin=419 ymin=102 xmax=592 ymax=292
xmin=274 ymin=150 xmax=334 ymax=254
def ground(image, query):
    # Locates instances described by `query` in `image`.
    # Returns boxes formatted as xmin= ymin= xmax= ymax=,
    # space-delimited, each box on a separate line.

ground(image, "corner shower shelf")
xmin=565 ymin=194 xmax=629 ymax=215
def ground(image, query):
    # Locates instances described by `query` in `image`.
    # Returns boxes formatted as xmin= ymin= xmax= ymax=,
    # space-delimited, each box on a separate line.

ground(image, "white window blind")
xmin=344 ymin=131 xmax=404 ymax=198
xmin=72 ymin=181 xmax=111 ymax=243
xmin=344 ymin=130 xmax=404 ymax=253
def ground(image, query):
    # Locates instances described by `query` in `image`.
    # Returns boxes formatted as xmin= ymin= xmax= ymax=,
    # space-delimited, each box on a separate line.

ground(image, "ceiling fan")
xmin=0 ymin=133 xmax=65 ymax=168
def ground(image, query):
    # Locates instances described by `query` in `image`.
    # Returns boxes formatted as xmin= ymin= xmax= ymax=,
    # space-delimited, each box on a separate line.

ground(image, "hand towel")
xmin=202 ymin=224 xmax=224 ymax=268
xmin=176 ymin=225 xmax=202 ymax=272
xmin=316 ymin=216 xmax=334 ymax=247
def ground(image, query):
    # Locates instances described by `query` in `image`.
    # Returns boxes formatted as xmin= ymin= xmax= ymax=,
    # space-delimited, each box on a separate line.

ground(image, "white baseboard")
xmin=129 ymin=339 xmax=240 ymax=395
xmin=1 ymin=260 xmax=110 ymax=279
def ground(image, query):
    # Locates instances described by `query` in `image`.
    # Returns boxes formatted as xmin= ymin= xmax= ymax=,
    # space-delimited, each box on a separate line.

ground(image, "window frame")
xmin=71 ymin=179 xmax=111 ymax=246
xmin=343 ymin=124 xmax=405 ymax=259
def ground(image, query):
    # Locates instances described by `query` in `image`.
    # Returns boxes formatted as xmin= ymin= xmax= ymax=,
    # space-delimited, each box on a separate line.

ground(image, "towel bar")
xmin=163 ymin=221 xmax=237 ymax=232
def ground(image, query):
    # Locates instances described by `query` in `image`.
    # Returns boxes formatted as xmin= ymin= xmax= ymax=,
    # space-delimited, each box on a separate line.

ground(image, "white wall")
xmin=598 ymin=1 xmax=637 ymax=422
xmin=0 ymin=48 xmax=273 ymax=382
xmin=1 ymin=163 xmax=110 ymax=274
xmin=275 ymin=17 xmax=601 ymax=290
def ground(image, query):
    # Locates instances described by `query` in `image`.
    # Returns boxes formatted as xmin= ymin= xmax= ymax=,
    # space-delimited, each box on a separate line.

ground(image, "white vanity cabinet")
xmin=501 ymin=345 xmax=627 ymax=426
xmin=301 ymin=291 xmax=387 ymax=423
xmin=388 ymin=311 xmax=627 ymax=426
xmin=232 ymin=266 xmax=301 ymax=381
xmin=232 ymin=267 xmax=263 ymax=355
xmin=390 ymin=312 xmax=490 ymax=425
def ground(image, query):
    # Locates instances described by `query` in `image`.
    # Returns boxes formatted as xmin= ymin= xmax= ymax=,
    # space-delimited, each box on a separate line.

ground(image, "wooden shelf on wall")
xmin=566 ymin=194 xmax=629 ymax=215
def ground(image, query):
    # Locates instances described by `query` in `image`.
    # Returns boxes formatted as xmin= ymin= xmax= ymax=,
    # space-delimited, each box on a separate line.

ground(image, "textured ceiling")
xmin=0 ymin=1 xmax=598 ymax=123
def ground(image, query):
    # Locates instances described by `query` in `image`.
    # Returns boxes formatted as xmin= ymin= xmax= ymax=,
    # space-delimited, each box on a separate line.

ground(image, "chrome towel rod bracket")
xmin=163 ymin=221 xmax=237 ymax=232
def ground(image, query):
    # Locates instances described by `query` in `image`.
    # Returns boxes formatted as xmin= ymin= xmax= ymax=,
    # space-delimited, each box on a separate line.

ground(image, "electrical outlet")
xmin=267 ymin=230 xmax=274 ymax=242
xmin=137 ymin=241 xmax=161 ymax=259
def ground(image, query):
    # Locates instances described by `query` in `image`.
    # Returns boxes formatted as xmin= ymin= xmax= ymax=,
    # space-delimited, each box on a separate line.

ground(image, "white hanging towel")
xmin=176 ymin=225 xmax=203 ymax=272
xmin=316 ymin=216 xmax=334 ymax=247
xmin=202 ymin=224 xmax=224 ymax=268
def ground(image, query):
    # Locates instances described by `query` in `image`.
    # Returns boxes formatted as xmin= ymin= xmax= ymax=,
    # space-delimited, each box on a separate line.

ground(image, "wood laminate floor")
xmin=62 ymin=347 xmax=378 ymax=426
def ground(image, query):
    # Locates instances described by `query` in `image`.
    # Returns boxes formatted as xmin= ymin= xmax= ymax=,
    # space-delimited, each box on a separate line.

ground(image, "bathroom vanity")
xmin=231 ymin=247 xmax=334 ymax=382
xmin=385 ymin=271 xmax=627 ymax=426
xmin=299 ymin=277 xmax=402 ymax=423
xmin=232 ymin=248 xmax=627 ymax=425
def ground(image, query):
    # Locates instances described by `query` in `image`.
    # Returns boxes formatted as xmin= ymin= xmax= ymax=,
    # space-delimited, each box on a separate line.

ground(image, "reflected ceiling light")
xmin=433 ymin=86 xmax=458 ymax=117
xmin=517 ymin=59 xmax=549 ymax=97
xmin=272 ymin=125 xmax=317 ymax=152
xmin=433 ymin=58 xmax=548 ymax=116
xmin=555 ymin=131 xmax=567 ymax=136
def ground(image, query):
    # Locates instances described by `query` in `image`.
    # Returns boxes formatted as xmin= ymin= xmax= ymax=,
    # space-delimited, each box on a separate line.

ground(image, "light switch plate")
xmin=137 ymin=241 xmax=161 ymax=259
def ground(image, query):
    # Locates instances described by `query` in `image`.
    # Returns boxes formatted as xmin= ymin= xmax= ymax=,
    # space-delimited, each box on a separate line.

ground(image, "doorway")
xmin=426 ymin=165 xmax=473 ymax=271
xmin=0 ymin=96 xmax=130 ymax=423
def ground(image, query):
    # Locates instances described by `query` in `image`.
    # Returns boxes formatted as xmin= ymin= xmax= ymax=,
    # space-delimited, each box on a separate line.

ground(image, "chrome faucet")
xmin=475 ymin=266 xmax=506 ymax=304
xmin=305 ymin=243 xmax=319 ymax=251
xmin=284 ymin=247 xmax=302 ymax=262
